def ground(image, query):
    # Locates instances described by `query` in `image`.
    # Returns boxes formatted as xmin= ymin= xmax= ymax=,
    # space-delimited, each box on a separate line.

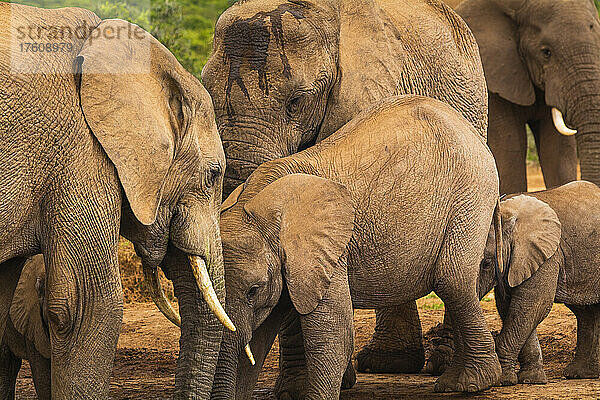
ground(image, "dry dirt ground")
xmin=14 ymin=166 xmax=600 ymax=399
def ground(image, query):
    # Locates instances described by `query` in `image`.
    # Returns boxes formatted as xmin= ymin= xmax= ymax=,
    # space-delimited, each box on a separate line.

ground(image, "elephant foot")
xmin=564 ymin=359 xmax=600 ymax=379
xmin=433 ymin=354 xmax=501 ymax=393
xmin=341 ymin=361 xmax=357 ymax=390
xmin=499 ymin=368 xmax=518 ymax=386
xmin=355 ymin=346 xmax=424 ymax=373
xmin=518 ymin=365 xmax=548 ymax=384
xmin=423 ymin=323 xmax=454 ymax=376
xmin=274 ymin=368 xmax=307 ymax=400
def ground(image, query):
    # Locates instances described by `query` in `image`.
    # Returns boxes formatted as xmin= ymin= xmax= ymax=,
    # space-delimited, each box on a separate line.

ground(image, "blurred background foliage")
xmin=16 ymin=0 xmax=235 ymax=78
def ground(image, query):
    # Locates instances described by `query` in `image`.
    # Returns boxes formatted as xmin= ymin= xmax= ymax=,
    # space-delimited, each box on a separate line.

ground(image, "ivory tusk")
xmin=143 ymin=265 xmax=181 ymax=327
xmin=245 ymin=343 xmax=256 ymax=366
xmin=189 ymin=255 xmax=236 ymax=332
xmin=552 ymin=108 xmax=577 ymax=136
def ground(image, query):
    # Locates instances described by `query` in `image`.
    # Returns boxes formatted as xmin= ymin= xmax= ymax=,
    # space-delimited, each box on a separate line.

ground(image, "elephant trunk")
xmin=577 ymin=125 xmax=600 ymax=185
xmin=211 ymin=329 xmax=242 ymax=400
xmin=219 ymin=119 xmax=294 ymax=198
xmin=566 ymin=79 xmax=600 ymax=186
xmin=160 ymin=246 xmax=225 ymax=399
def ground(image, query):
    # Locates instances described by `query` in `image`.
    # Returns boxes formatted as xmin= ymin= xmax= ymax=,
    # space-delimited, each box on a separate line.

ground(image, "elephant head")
xmin=212 ymin=173 xmax=355 ymax=399
xmin=457 ymin=0 xmax=600 ymax=184
xmin=75 ymin=19 xmax=233 ymax=397
xmin=10 ymin=255 xmax=50 ymax=360
xmin=479 ymin=195 xmax=561 ymax=298
xmin=203 ymin=0 xmax=340 ymax=197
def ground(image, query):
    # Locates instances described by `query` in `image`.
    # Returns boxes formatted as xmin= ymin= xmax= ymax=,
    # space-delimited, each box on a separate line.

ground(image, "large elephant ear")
xmin=457 ymin=0 xmax=535 ymax=106
xmin=10 ymin=255 xmax=50 ymax=359
xmin=244 ymin=174 xmax=355 ymax=314
xmin=500 ymin=195 xmax=561 ymax=287
xmin=77 ymin=19 xmax=177 ymax=225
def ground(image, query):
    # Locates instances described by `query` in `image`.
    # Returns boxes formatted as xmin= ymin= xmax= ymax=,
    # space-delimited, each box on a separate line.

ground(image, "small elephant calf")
xmin=0 ymin=255 xmax=50 ymax=400
xmin=214 ymin=95 xmax=502 ymax=398
xmin=477 ymin=180 xmax=600 ymax=385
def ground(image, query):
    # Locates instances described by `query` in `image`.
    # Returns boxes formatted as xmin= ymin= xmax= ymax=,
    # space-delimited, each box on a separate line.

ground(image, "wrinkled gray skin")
xmin=454 ymin=0 xmax=600 ymax=193
xmin=1 ymin=4 xmax=225 ymax=398
xmin=202 ymin=0 xmax=489 ymax=383
xmin=477 ymin=181 xmax=600 ymax=385
xmin=0 ymin=255 xmax=50 ymax=400
xmin=431 ymin=181 xmax=600 ymax=385
xmin=212 ymin=96 xmax=501 ymax=399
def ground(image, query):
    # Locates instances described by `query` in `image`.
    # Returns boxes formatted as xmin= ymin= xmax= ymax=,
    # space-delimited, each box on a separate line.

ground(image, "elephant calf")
xmin=213 ymin=95 xmax=502 ymax=399
xmin=474 ymin=180 xmax=600 ymax=385
xmin=0 ymin=255 xmax=50 ymax=400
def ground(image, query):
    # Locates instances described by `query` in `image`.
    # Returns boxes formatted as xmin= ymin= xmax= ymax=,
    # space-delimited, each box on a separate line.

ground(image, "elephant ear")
xmin=457 ymin=0 xmax=535 ymax=106
xmin=10 ymin=255 xmax=50 ymax=359
xmin=317 ymin=0 xmax=401 ymax=139
xmin=77 ymin=19 xmax=178 ymax=225
xmin=221 ymin=183 xmax=245 ymax=213
xmin=500 ymin=195 xmax=561 ymax=287
xmin=244 ymin=174 xmax=355 ymax=314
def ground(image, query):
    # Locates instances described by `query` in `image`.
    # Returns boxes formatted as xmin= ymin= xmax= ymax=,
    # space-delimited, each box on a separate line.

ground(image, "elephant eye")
xmin=541 ymin=47 xmax=552 ymax=60
xmin=206 ymin=164 xmax=222 ymax=188
xmin=286 ymin=93 xmax=304 ymax=116
xmin=247 ymin=285 xmax=260 ymax=302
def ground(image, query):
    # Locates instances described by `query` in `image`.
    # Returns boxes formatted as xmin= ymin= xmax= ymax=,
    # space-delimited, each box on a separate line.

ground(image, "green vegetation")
xmin=16 ymin=0 xmax=232 ymax=78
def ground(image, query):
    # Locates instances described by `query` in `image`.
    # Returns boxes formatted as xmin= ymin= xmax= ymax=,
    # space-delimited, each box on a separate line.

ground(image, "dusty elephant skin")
xmin=429 ymin=181 xmax=600 ymax=386
xmin=453 ymin=0 xmax=600 ymax=193
xmin=203 ymin=0 xmax=489 ymax=381
xmin=0 ymin=255 xmax=50 ymax=400
xmin=212 ymin=96 xmax=501 ymax=399
xmin=477 ymin=181 xmax=600 ymax=385
xmin=1 ymin=3 xmax=228 ymax=399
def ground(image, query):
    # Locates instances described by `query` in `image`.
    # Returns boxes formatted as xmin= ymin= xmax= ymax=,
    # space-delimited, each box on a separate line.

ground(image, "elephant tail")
xmin=493 ymin=197 xmax=505 ymax=296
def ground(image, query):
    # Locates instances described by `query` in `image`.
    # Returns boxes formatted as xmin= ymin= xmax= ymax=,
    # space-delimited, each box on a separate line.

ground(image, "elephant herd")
xmin=1 ymin=0 xmax=600 ymax=398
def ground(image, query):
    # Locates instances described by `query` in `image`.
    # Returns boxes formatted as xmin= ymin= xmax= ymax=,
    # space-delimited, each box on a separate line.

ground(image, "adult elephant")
xmin=453 ymin=0 xmax=600 ymax=193
xmin=202 ymin=0 xmax=488 ymax=386
xmin=1 ymin=4 xmax=232 ymax=398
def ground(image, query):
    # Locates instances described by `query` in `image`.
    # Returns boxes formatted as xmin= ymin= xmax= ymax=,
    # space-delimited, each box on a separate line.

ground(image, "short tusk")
xmin=552 ymin=108 xmax=577 ymax=136
xmin=143 ymin=265 xmax=181 ymax=327
xmin=245 ymin=343 xmax=255 ymax=366
xmin=189 ymin=255 xmax=236 ymax=332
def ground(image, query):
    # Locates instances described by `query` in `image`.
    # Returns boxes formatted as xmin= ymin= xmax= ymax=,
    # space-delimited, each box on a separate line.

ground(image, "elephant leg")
xmin=493 ymin=282 xmax=554 ymax=386
xmin=355 ymin=303 xmax=424 ymax=373
xmin=299 ymin=263 xmax=353 ymax=400
xmin=487 ymin=93 xmax=529 ymax=194
xmin=26 ymin=340 xmax=51 ymax=400
xmin=424 ymin=312 xmax=455 ymax=376
xmin=0 ymin=341 xmax=21 ymax=400
xmin=432 ymin=220 xmax=501 ymax=393
xmin=517 ymin=330 xmax=548 ymax=384
xmin=532 ymin=111 xmax=578 ymax=189
xmin=41 ymin=185 xmax=123 ymax=399
xmin=274 ymin=311 xmax=308 ymax=400
xmin=563 ymin=304 xmax=600 ymax=379
xmin=276 ymin=301 xmax=355 ymax=400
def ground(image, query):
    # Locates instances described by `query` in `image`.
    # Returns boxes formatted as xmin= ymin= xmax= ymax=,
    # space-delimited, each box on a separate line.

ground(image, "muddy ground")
xmin=15 ymin=166 xmax=600 ymax=399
